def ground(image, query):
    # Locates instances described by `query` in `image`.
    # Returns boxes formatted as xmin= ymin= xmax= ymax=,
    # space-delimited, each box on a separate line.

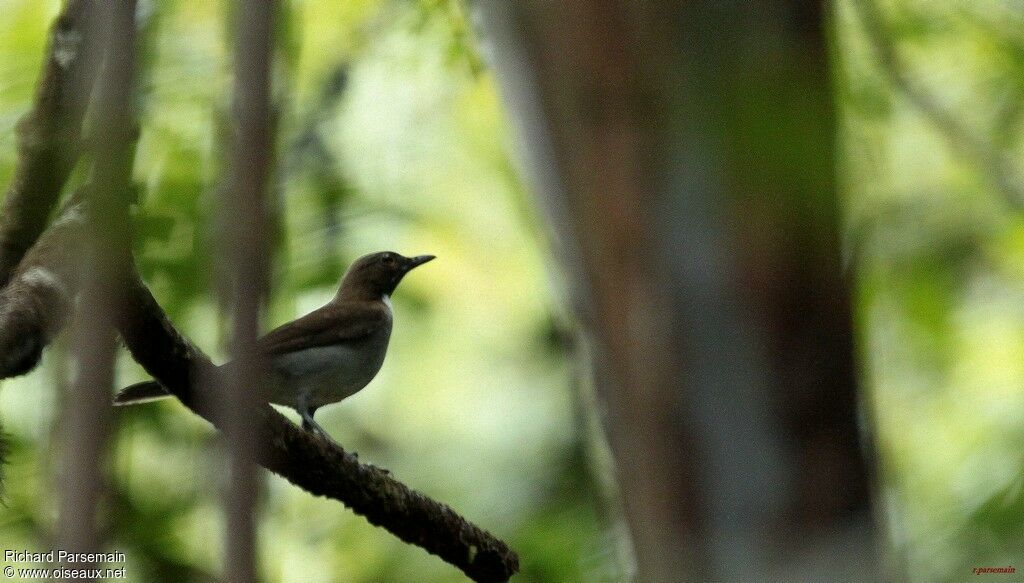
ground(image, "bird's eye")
xmin=382 ymin=254 xmax=396 ymax=266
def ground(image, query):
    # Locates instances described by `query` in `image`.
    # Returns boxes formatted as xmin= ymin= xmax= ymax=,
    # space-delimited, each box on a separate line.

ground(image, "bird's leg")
xmin=305 ymin=415 xmax=333 ymax=439
xmin=297 ymin=395 xmax=342 ymax=447
xmin=297 ymin=400 xmax=383 ymax=471
xmin=299 ymin=408 xmax=321 ymax=433
xmin=297 ymin=392 xmax=317 ymax=432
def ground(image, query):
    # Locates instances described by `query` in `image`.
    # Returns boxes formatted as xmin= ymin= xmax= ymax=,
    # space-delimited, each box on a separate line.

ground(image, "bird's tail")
xmin=113 ymin=381 xmax=171 ymax=406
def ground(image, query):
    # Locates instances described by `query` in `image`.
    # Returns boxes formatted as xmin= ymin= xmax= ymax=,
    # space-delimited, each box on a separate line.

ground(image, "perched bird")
xmin=114 ymin=251 xmax=435 ymax=440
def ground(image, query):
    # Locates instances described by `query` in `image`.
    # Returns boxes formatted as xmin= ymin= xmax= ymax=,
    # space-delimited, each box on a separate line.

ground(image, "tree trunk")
xmin=480 ymin=1 xmax=880 ymax=580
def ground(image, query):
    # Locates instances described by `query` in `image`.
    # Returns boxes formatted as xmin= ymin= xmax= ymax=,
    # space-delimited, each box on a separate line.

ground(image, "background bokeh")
xmin=0 ymin=0 xmax=616 ymax=581
xmin=837 ymin=0 xmax=1024 ymax=579
xmin=2 ymin=0 xmax=1024 ymax=581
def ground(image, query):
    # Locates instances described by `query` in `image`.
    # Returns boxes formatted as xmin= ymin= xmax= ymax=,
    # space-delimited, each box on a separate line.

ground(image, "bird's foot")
xmin=300 ymin=414 xmax=343 ymax=449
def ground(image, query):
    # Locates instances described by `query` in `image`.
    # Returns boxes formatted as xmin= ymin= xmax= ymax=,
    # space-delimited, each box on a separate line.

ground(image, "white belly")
xmin=267 ymin=327 xmax=391 ymax=411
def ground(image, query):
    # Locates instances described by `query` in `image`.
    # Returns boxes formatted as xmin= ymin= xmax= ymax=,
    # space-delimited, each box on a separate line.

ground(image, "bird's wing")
xmin=257 ymin=302 xmax=387 ymax=356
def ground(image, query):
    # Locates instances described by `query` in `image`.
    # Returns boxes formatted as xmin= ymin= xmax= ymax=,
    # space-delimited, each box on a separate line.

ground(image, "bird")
xmin=114 ymin=251 xmax=435 ymax=441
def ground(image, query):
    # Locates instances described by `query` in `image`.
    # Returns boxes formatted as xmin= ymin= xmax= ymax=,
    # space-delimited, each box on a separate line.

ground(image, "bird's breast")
xmin=269 ymin=321 xmax=392 ymax=409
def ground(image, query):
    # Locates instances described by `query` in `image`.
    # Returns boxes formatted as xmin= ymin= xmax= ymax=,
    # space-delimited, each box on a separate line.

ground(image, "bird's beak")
xmin=405 ymin=255 xmax=436 ymax=270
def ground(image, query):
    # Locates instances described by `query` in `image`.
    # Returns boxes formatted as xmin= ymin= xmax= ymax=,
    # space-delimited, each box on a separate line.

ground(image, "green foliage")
xmin=837 ymin=0 xmax=1024 ymax=580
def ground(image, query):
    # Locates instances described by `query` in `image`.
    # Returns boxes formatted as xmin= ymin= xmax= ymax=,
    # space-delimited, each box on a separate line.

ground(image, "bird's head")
xmin=338 ymin=251 xmax=435 ymax=300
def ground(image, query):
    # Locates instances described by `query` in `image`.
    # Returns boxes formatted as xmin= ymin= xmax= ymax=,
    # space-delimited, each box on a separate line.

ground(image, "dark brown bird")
xmin=114 ymin=251 xmax=435 ymax=440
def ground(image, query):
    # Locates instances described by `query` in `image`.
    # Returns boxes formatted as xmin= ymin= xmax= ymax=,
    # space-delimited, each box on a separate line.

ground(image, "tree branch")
xmin=0 ymin=201 xmax=85 ymax=377
xmin=0 ymin=182 xmax=520 ymax=579
xmin=0 ymin=203 xmax=521 ymax=581
xmin=113 ymin=263 xmax=519 ymax=583
xmin=0 ymin=0 xmax=99 ymax=286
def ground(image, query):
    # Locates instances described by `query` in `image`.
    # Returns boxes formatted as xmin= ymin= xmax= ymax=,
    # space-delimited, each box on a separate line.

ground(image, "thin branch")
xmin=0 ymin=0 xmax=100 ymax=286
xmin=853 ymin=0 xmax=1024 ymax=210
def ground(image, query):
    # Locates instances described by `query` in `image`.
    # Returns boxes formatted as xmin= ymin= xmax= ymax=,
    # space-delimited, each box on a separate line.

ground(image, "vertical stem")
xmin=220 ymin=0 xmax=274 ymax=581
xmin=57 ymin=0 xmax=137 ymax=569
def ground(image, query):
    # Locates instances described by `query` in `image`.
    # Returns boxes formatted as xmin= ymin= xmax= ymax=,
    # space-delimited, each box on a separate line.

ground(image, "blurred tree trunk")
xmin=481 ymin=1 xmax=880 ymax=580
xmin=218 ymin=0 xmax=274 ymax=581
xmin=57 ymin=0 xmax=136 ymax=560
